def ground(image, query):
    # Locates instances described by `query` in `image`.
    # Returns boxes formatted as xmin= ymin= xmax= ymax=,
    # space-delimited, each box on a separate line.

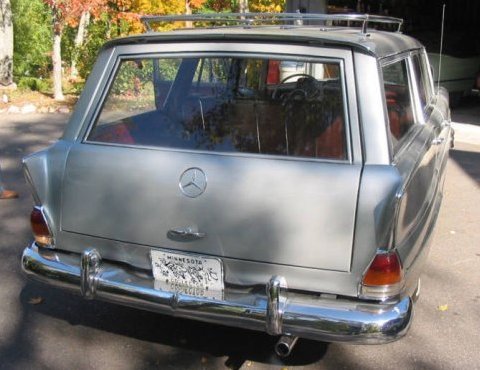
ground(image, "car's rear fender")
xmin=22 ymin=140 xmax=72 ymax=241
xmin=351 ymin=164 xmax=403 ymax=286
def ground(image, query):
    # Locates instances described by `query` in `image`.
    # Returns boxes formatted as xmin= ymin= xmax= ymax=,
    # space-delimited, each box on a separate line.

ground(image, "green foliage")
xmin=202 ymin=0 xmax=285 ymax=14
xmin=249 ymin=0 xmax=285 ymax=13
xmin=11 ymin=0 xmax=52 ymax=79
xmin=10 ymin=0 xmax=285 ymax=93
xmin=17 ymin=76 xmax=51 ymax=92
xmin=202 ymin=0 xmax=233 ymax=12
xmin=63 ymin=78 xmax=86 ymax=94
xmin=76 ymin=14 xmax=111 ymax=79
xmin=157 ymin=59 xmax=181 ymax=81
xmin=61 ymin=26 xmax=77 ymax=71
xmin=67 ymin=13 xmax=133 ymax=81
xmin=111 ymin=60 xmax=154 ymax=96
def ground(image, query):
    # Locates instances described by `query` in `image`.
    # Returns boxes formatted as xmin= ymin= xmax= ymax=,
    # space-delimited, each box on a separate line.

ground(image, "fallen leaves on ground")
xmin=28 ymin=296 xmax=44 ymax=305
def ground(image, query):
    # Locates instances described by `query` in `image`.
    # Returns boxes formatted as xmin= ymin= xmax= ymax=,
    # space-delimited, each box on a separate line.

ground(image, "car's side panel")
xmin=432 ymin=88 xmax=453 ymax=186
xmin=390 ymin=53 xmax=450 ymax=276
xmin=396 ymin=99 xmax=450 ymax=275
xmin=394 ymin=124 xmax=438 ymax=266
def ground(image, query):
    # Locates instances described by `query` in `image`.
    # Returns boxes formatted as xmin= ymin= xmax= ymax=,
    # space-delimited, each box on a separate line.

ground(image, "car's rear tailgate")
xmin=61 ymin=144 xmax=361 ymax=273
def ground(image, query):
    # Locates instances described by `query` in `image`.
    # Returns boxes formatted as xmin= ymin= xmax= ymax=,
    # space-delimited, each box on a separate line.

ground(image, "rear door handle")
xmin=167 ymin=227 xmax=206 ymax=242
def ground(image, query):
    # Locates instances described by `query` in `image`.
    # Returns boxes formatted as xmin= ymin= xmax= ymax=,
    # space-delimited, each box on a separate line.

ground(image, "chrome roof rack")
xmin=141 ymin=13 xmax=404 ymax=34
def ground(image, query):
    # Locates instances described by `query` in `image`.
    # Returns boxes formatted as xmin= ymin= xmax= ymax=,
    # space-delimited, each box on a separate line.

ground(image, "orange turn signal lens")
xmin=362 ymin=251 xmax=403 ymax=286
xmin=31 ymin=206 xmax=53 ymax=246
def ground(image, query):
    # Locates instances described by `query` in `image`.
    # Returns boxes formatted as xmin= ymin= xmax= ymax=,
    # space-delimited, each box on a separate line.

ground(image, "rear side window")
xmin=382 ymin=59 xmax=415 ymax=151
xmin=88 ymin=56 xmax=347 ymax=160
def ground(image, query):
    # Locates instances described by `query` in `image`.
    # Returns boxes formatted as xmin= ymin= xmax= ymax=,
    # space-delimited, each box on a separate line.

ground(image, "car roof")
xmin=103 ymin=25 xmax=423 ymax=59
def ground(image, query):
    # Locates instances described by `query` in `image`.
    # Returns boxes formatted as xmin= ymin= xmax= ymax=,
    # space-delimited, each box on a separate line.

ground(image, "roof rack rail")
xmin=141 ymin=12 xmax=404 ymax=34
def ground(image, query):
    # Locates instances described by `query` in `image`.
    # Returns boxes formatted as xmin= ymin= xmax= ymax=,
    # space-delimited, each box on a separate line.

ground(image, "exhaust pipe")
xmin=274 ymin=335 xmax=298 ymax=358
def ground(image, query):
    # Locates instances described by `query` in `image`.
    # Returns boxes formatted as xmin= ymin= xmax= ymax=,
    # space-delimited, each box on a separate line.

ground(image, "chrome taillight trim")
xmin=359 ymin=281 xmax=405 ymax=302
xmin=32 ymin=206 xmax=55 ymax=249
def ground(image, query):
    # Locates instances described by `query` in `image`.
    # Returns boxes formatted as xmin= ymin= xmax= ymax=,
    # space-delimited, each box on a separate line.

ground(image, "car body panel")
xmin=61 ymin=143 xmax=361 ymax=272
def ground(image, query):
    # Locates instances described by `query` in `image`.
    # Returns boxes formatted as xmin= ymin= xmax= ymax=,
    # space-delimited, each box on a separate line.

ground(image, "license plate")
xmin=151 ymin=249 xmax=224 ymax=299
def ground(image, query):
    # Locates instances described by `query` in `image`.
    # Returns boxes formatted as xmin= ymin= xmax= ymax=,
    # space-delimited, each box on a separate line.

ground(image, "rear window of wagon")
xmin=87 ymin=55 xmax=348 ymax=160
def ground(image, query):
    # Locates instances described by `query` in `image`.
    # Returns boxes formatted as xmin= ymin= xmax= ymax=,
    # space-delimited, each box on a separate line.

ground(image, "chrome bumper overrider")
xmin=21 ymin=243 xmax=413 ymax=344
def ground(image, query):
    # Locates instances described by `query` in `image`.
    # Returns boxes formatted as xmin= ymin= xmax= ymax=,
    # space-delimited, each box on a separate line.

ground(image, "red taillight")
xmin=363 ymin=251 xmax=402 ymax=286
xmin=361 ymin=250 xmax=403 ymax=300
xmin=31 ymin=206 xmax=53 ymax=247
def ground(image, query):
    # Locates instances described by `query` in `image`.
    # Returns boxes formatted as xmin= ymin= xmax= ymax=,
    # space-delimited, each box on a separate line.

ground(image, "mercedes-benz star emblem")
xmin=179 ymin=168 xmax=207 ymax=198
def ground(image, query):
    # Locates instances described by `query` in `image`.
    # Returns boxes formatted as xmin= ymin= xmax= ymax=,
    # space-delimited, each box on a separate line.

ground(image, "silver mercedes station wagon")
xmin=22 ymin=13 xmax=452 ymax=356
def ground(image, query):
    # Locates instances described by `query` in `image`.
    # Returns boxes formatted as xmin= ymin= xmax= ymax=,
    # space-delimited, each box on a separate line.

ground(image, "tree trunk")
xmin=239 ymin=0 xmax=249 ymax=13
xmin=0 ymin=0 xmax=14 ymax=86
xmin=185 ymin=1 xmax=193 ymax=29
xmin=52 ymin=31 xmax=64 ymax=101
xmin=71 ymin=11 xmax=90 ymax=78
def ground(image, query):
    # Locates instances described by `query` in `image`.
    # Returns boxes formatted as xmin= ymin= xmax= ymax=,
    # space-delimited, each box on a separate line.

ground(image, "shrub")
xmin=17 ymin=77 xmax=51 ymax=92
xmin=11 ymin=0 xmax=52 ymax=80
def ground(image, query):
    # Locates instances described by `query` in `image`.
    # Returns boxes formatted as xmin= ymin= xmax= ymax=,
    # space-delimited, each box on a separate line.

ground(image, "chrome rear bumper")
xmin=21 ymin=243 xmax=413 ymax=344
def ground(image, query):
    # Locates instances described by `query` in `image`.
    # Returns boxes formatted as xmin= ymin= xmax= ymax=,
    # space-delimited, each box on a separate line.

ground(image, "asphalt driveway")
xmin=0 ymin=109 xmax=479 ymax=370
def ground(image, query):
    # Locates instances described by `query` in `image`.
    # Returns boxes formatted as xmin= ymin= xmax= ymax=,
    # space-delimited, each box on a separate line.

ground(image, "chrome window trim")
xmin=80 ymin=42 xmax=358 ymax=164
xmin=406 ymin=54 xmax=425 ymax=125
xmin=421 ymin=49 xmax=436 ymax=103
xmin=409 ymin=51 xmax=435 ymax=122
xmin=33 ymin=205 xmax=56 ymax=249
xmin=80 ymin=140 xmax=352 ymax=164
